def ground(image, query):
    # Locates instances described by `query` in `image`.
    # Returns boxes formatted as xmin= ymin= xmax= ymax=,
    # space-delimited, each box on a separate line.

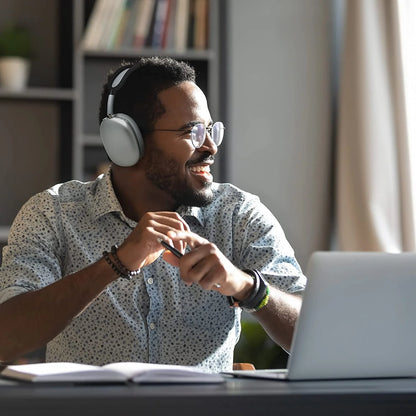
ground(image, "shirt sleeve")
xmin=0 ymin=191 xmax=64 ymax=304
xmin=232 ymin=193 xmax=307 ymax=293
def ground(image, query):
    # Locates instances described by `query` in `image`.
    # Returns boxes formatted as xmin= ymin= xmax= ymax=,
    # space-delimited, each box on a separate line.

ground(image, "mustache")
xmin=186 ymin=152 xmax=215 ymax=166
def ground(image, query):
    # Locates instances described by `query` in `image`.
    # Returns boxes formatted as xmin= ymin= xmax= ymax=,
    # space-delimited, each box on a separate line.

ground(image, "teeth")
xmin=190 ymin=165 xmax=210 ymax=173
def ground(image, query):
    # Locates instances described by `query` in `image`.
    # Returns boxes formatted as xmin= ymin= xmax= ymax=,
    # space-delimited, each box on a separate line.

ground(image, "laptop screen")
xmin=287 ymin=251 xmax=416 ymax=380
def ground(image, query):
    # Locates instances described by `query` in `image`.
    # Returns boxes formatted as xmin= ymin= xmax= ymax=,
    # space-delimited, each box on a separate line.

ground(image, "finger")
xmin=149 ymin=221 xmax=188 ymax=237
xmin=149 ymin=214 xmax=190 ymax=252
xmin=141 ymin=212 xmax=189 ymax=237
xmin=168 ymin=230 xmax=208 ymax=249
xmin=181 ymin=250 xmax=225 ymax=290
xmin=196 ymin=266 xmax=225 ymax=291
xmin=151 ymin=212 xmax=190 ymax=232
xmin=162 ymin=250 xmax=181 ymax=267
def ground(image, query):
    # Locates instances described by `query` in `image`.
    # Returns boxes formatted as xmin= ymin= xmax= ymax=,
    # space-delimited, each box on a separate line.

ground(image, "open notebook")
xmin=0 ymin=362 xmax=224 ymax=384
xmin=225 ymin=251 xmax=416 ymax=381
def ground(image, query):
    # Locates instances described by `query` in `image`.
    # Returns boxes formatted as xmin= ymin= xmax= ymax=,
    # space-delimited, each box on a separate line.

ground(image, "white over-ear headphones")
xmin=100 ymin=66 xmax=145 ymax=167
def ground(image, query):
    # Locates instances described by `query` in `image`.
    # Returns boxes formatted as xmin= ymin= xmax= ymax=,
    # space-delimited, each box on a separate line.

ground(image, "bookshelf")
xmin=0 ymin=0 xmax=223 ymax=243
xmin=75 ymin=0 xmax=221 ymax=180
xmin=0 ymin=0 xmax=75 ymax=244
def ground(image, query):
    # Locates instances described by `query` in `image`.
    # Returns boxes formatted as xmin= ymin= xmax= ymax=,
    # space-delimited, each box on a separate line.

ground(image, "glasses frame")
xmin=145 ymin=121 xmax=225 ymax=149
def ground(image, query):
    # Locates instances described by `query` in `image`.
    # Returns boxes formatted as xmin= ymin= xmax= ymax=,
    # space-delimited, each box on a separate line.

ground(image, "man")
xmin=0 ymin=57 xmax=305 ymax=372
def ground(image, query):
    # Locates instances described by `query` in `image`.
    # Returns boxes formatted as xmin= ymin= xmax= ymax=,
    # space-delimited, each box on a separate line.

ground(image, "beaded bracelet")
xmin=102 ymin=245 xmax=141 ymax=280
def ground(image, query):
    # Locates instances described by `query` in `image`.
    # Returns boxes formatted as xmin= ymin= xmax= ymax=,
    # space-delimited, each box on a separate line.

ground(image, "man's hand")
xmin=116 ymin=212 xmax=190 ymax=271
xmin=164 ymin=230 xmax=255 ymax=301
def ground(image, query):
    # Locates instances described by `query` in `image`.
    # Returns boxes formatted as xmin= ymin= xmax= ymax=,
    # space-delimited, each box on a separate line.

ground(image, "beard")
xmin=142 ymin=145 xmax=214 ymax=207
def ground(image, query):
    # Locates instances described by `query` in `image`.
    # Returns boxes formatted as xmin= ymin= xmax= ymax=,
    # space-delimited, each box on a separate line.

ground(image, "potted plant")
xmin=0 ymin=24 xmax=32 ymax=91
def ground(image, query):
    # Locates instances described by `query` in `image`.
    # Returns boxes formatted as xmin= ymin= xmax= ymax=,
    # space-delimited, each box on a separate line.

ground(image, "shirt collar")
xmin=90 ymin=169 xmax=137 ymax=228
xmin=177 ymin=205 xmax=205 ymax=226
xmin=90 ymin=168 xmax=207 ymax=228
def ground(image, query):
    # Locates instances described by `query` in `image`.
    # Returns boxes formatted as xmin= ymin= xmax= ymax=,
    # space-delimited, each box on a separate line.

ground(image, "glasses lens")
xmin=190 ymin=122 xmax=225 ymax=148
xmin=191 ymin=123 xmax=206 ymax=148
xmin=212 ymin=122 xmax=224 ymax=146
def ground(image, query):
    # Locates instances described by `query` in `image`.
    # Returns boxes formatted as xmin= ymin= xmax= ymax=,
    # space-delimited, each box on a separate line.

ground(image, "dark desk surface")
xmin=1 ymin=376 xmax=416 ymax=416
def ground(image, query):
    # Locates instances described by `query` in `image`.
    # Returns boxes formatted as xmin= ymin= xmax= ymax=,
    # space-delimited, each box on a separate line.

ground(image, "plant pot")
xmin=0 ymin=57 xmax=30 ymax=91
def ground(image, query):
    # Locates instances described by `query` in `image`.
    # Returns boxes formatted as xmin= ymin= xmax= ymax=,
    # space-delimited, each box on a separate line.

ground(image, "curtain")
xmin=336 ymin=0 xmax=416 ymax=251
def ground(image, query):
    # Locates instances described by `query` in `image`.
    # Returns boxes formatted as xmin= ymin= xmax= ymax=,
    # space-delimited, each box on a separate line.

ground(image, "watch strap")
xmin=228 ymin=269 xmax=269 ymax=313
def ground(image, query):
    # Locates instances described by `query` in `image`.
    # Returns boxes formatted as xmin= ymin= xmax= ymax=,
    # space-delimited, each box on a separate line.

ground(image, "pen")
xmin=158 ymin=239 xmax=183 ymax=258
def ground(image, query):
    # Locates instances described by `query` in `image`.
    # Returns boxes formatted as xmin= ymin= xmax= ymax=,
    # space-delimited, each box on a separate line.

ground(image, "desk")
xmin=1 ymin=377 xmax=416 ymax=416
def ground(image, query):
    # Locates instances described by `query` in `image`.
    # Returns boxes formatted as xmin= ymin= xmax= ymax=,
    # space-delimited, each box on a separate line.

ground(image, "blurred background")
xmin=0 ymin=0 xmax=414 ymax=368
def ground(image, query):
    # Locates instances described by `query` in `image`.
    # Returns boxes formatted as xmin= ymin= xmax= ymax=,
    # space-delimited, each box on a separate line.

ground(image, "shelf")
xmin=84 ymin=134 xmax=101 ymax=146
xmin=0 ymin=87 xmax=76 ymax=101
xmin=82 ymin=48 xmax=216 ymax=60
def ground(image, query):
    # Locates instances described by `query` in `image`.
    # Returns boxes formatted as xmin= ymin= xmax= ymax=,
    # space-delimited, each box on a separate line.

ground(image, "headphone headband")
xmin=107 ymin=66 xmax=133 ymax=116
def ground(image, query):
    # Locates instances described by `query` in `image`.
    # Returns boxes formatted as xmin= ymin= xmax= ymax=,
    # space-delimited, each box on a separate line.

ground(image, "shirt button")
xmin=149 ymin=323 xmax=156 ymax=330
xmin=147 ymin=278 xmax=154 ymax=285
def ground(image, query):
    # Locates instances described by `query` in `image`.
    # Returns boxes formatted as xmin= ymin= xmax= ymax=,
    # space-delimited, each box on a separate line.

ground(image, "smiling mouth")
xmin=189 ymin=164 xmax=212 ymax=181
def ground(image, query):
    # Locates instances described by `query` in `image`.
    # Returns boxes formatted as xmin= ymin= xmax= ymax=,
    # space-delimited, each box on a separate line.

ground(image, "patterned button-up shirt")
xmin=0 ymin=170 xmax=306 ymax=372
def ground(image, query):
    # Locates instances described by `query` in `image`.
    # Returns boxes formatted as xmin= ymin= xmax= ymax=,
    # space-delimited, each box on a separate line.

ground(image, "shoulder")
xmin=46 ymin=176 xmax=102 ymax=203
xmin=19 ymin=175 xmax=105 ymax=214
xmin=211 ymin=182 xmax=275 ymax=220
xmin=11 ymin=176 xmax=103 ymax=230
xmin=212 ymin=182 xmax=260 ymax=206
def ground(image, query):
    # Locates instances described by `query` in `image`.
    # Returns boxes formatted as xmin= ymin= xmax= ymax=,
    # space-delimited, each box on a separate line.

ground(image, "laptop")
xmin=226 ymin=251 xmax=416 ymax=381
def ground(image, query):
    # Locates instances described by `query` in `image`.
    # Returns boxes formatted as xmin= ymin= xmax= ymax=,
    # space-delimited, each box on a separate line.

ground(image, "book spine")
xmin=144 ymin=1 xmax=158 ymax=47
xmin=121 ymin=0 xmax=142 ymax=48
xmin=113 ymin=0 xmax=135 ymax=49
xmin=151 ymin=0 xmax=169 ymax=49
xmin=174 ymin=0 xmax=190 ymax=51
xmin=96 ymin=0 xmax=119 ymax=49
xmin=134 ymin=0 xmax=155 ymax=48
xmin=83 ymin=0 xmax=111 ymax=50
xmin=165 ymin=0 xmax=177 ymax=49
xmin=187 ymin=0 xmax=195 ymax=49
xmin=160 ymin=0 xmax=173 ymax=49
xmin=193 ymin=0 xmax=208 ymax=49
xmin=106 ymin=0 xmax=128 ymax=50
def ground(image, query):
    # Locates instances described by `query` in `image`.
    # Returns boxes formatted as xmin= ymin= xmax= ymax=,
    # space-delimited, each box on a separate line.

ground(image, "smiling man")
xmin=0 ymin=57 xmax=306 ymax=371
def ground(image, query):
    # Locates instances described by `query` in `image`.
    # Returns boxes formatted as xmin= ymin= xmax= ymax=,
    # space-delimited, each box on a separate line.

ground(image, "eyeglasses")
xmin=150 ymin=121 xmax=225 ymax=149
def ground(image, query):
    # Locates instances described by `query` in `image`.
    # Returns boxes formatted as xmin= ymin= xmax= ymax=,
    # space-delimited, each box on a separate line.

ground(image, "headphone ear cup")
xmin=100 ymin=113 xmax=145 ymax=167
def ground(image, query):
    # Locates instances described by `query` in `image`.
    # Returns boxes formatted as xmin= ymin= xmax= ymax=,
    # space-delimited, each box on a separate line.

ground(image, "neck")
xmin=110 ymin=165 xmax=178 ymax=222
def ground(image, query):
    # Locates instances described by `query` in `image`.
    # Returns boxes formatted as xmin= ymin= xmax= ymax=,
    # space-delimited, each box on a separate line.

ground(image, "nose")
xmin=198 ymin=131 xmax=217 ymax=155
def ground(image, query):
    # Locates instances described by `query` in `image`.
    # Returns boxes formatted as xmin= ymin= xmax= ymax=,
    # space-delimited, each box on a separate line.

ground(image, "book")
xmin=174 ymin=0 xmax=190 ymax=51
xmin=193 ymin=0 xmax=208 ymax=50
xmin=82 ymin=0 xmax=112 ymax=49
xmin=111 ymin=0 xmax=134 ymax=49
xmin=144 ymin=0 xmax=158 ymax=47
xmin=121 ymin=0 xmax=142 ymax=48
xmin=95 ymin=0 xmax=121 ymax=49
xmin=103 ymin=0 xmax=127 ymax=49
xmin=164 ymin=0 xmax=177 ymax=49
xmin=151 ymin=0 xmax=170 ymax=48
xmin=133 ymin=0 xmax=156 ymax=48
xmin=1 ymin=362 xmax=225 ymax=384
xmin=161 ymin=0 xmax=174 ymax=48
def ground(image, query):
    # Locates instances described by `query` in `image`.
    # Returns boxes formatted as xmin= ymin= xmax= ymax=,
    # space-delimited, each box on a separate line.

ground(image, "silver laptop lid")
xmin=288 ymin=251 xmax=416 ymax=380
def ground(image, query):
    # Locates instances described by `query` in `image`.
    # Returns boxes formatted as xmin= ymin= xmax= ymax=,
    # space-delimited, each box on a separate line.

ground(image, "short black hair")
xmin=99 ymin=56 xmax=196 ymax=134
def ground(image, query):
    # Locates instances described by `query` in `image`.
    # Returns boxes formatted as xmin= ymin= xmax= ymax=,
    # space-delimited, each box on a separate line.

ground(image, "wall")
xmin=225 ymin=0 xmax=333 ymax=269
